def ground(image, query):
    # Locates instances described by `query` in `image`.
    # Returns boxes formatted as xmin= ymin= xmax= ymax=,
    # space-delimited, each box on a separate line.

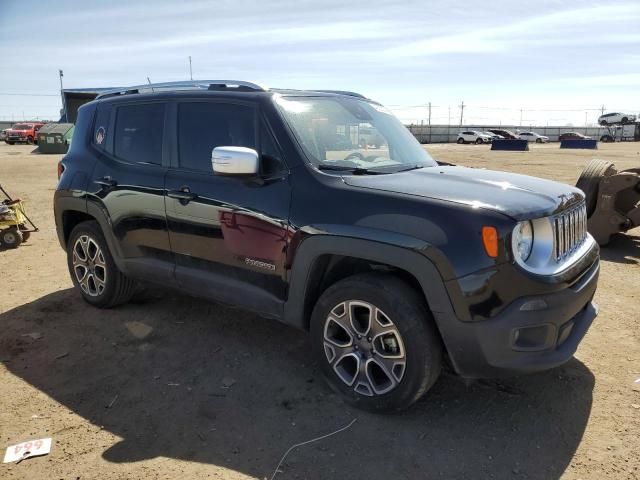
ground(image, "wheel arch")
xmin=283 ymin=235 xmax=463 ymax=334
xmin=61 ymin=210 xmax=95 ymax=247
xmin=55 ymin=195 xmax=125 ymax=271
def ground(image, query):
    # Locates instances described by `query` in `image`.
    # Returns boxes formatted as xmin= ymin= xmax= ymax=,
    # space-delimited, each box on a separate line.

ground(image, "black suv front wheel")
xmin=311 ymin=273 xmax=442 ymax=412
xmin=67 ymin=221 xmax=137 ymax=308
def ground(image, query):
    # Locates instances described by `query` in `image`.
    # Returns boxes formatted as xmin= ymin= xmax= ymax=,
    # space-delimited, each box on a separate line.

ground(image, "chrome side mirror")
xmin=211 ymin=146 xmax=259 ymax=175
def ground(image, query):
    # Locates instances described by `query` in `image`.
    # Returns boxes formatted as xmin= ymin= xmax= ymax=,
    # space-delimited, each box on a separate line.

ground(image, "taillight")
xmin=57 ymin=162 xmax=65 ymax=179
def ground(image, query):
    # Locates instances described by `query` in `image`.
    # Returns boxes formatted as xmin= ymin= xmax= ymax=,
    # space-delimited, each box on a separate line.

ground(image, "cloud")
xmin=382 ymin=4 xmax=640 ymax=57
xmin=1 ymin=0 xmax=639 ymax=122
xmin=556 ymin=73 xmax=640 ymax=87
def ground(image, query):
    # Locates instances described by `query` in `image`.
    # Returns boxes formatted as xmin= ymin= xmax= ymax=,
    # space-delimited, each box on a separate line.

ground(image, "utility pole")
xmin=601 ymin=104 xmax=606 ymax=116
xmin=188 ymin=56 xmax=193 ymax=80
xmin=459 ymin=101 xmax=465 ymax=126
xmin=519 ymin=108 xmax=523 ymax=127
xmin=427 ymin=101 xmax=432 ymax=143
xmin=59 ymin=69 xmax=66 ymax=121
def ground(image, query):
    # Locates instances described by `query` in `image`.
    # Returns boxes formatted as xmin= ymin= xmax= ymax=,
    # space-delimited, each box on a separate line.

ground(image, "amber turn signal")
xmin=482 ymin=226 xmax=498 ymax=258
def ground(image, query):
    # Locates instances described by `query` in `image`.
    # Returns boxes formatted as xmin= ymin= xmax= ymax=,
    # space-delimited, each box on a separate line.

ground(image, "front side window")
xmin=12 ymin=124 xmax=31 ymax=130
xmin=114 ymin=103 xmax=165 ymax=164
xmin=178 ymin=102 xmax=256 ymax=173
xmin=274 ymin=96 xmax=436 ymax=172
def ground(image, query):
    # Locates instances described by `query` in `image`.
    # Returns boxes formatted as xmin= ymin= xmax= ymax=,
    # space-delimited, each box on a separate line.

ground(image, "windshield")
xmin=12 ymin=124 xmax=32 ymax=130
xmin=274 ymin=96 xmax=437 ymax=172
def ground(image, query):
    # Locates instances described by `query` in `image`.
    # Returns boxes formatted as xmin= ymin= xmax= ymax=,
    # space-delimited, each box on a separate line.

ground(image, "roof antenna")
xmin=147 ymin=77 xmax=154 ymax=92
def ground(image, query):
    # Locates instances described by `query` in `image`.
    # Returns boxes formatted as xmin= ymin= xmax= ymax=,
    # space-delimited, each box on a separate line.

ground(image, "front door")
xmin=165 ymin=99 xmax=291 ymax=318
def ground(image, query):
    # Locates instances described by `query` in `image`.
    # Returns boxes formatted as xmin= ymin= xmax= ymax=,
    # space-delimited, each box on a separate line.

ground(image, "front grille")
xmin=552 ymin=202 xmax=587 ymax=262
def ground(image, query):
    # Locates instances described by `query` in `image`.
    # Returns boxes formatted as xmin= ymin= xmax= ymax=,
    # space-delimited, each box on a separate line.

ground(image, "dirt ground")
xmin=0 ymin=141 xmax=638 ymax=480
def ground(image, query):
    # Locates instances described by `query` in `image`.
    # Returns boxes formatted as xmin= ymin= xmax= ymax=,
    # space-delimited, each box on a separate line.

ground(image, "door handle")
xmin=94 ymin=176 xmax=117 ymax=188
xmin=167 ymin=188 xmax=197 ymax=203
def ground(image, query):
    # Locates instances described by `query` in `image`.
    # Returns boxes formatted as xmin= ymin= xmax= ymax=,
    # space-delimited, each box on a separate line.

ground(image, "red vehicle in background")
xmin=4 ymin=122 xmax=45 ymax=145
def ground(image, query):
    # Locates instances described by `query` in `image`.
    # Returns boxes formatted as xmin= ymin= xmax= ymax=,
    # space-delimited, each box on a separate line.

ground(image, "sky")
xmin=1 ymin=0 xmax=639 ymax=126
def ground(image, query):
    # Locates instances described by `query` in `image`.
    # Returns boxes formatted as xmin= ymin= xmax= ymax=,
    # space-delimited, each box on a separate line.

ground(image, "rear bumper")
xmin=437 ymin=259 xmax=599 ymax=378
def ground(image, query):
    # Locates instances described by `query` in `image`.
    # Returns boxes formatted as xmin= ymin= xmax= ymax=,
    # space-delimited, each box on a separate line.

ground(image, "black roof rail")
xmin=311 ymin=90 xmax=367 ymax=99
xmin=96 ymin=80 xmax=268 ymax=99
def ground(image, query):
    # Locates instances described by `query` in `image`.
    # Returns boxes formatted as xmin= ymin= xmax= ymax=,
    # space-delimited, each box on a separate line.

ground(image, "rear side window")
xmin=114 ymin=103 xmax=165 ymax=165
xmin=93 ymin=105 xmax=111 ymax=151
xmin=178 ymin=102 xmax=256 ymax=173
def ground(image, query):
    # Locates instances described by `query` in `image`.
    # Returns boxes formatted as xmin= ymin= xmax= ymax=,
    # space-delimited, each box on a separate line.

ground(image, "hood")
xmin=343 ymin=165 xmax=584 ymax=220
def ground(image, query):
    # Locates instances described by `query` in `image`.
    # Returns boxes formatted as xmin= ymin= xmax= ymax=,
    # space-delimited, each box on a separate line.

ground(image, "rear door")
xmin=87 ymin=100 xmax=173 ymax=281
xmin=165 ymin=99 xmax=291 ymax=317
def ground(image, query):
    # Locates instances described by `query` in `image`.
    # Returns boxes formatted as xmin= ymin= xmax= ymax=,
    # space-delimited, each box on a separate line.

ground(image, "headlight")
xmin=513 ymin=220 xmax=533 ymax=262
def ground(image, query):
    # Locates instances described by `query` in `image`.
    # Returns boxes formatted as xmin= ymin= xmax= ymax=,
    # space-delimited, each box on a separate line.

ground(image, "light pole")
xmin=59 ymin=69 xmax=67 ymax=121
xmin=188 ymin=56 xmax=193 ymax=81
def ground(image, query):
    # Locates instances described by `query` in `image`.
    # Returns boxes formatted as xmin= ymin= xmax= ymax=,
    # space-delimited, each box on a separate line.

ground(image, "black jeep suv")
xmin=54 ymin=81 xmax=600 ymax=412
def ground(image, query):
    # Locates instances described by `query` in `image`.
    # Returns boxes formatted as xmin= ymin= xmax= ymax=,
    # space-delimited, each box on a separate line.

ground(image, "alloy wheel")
xmin=72 ymin=234 xmax=107 ymax=297
xmin=323 ymin=300 xmax=406 ymax=397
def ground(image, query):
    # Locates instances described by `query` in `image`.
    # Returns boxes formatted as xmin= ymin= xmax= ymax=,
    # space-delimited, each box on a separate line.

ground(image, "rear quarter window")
xmin=92 ymin=105 xmax=112 ymax=152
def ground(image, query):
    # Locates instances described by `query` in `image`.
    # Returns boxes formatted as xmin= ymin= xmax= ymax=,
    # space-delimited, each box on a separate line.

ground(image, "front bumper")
xmin=5 ymin=136 xmax=28 ymax=143
xmin=437 ymin=259 xmax=599 ymax=378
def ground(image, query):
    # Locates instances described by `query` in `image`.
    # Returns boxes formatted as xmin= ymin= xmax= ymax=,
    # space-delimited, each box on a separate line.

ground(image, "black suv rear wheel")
xmin=310 ymin=273 xmax=442 ymax=412
xmin=67 ymin=220 xmax=137 ymax=308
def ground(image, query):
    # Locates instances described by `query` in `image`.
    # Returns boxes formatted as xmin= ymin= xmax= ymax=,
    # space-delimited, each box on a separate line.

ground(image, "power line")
xmin=0 ymin=92 xmax=59 ymax=97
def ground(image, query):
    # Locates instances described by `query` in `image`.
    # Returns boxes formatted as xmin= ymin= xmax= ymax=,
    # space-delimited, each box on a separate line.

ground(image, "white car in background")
xmin=518 ymin=131 xmax=549 ymax=143
xmin=457 ymin=130 xmax=492 ymax=144
xmin=598 ymin=112 xmax=637 ymax=125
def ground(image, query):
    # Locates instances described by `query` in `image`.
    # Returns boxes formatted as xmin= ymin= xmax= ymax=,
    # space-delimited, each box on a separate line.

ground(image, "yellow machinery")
xmin=0 ymin=184 xmax=38 ymax=249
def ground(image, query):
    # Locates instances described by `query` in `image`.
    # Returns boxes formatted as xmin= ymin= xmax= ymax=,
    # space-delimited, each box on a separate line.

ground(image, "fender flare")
xmin=85 ymin=198 xmax=127 ymax=271
xmin=283 ymin=235 xmax=461 ymax=330
xmin=56 ymin=195 xmax=127 ymax=273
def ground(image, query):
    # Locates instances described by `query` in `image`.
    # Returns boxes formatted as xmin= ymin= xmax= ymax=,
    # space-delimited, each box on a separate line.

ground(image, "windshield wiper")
xmin=393 ymin=164 xmax=427 ymax=173
xmin=317 ymin=164 xmax=388 ymax=175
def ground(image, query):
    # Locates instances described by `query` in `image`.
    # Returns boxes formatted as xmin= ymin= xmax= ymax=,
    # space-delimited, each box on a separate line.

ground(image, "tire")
xmin=67 ymin=220 xmax=137 ymax=308
xmin=600 ymin=135 xmax=614 ymax=143
xmin=27 ymin=136 xmax=34 ymax=145
xmin=310 ymin=273 xmax=442 ymax=412
xmin=18 ymin=224 xmax=31 ymax=242
xmin=1 ymin=228 xmax=23 ymax=248
xmin=600 ymin=120 xmax=608 ymax=126
xmin=6 ymin=141 xmax=14 ymax=145
xmin=457 ymin=138 xmax=464 ymax=144
xmin=536 ymin=138 xmax=542 ymax=144
xmin=475 ymin=138 xmax=483 ymax=144
xmin=576 ymin=159 xmax=617 ymax=216
xmin=622 ymin=117 xmax=628 ymax=124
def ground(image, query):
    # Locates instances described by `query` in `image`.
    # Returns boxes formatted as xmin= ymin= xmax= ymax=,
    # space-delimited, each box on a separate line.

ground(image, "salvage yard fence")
xmin=405 ymin=124 xmax=618 ymax=144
